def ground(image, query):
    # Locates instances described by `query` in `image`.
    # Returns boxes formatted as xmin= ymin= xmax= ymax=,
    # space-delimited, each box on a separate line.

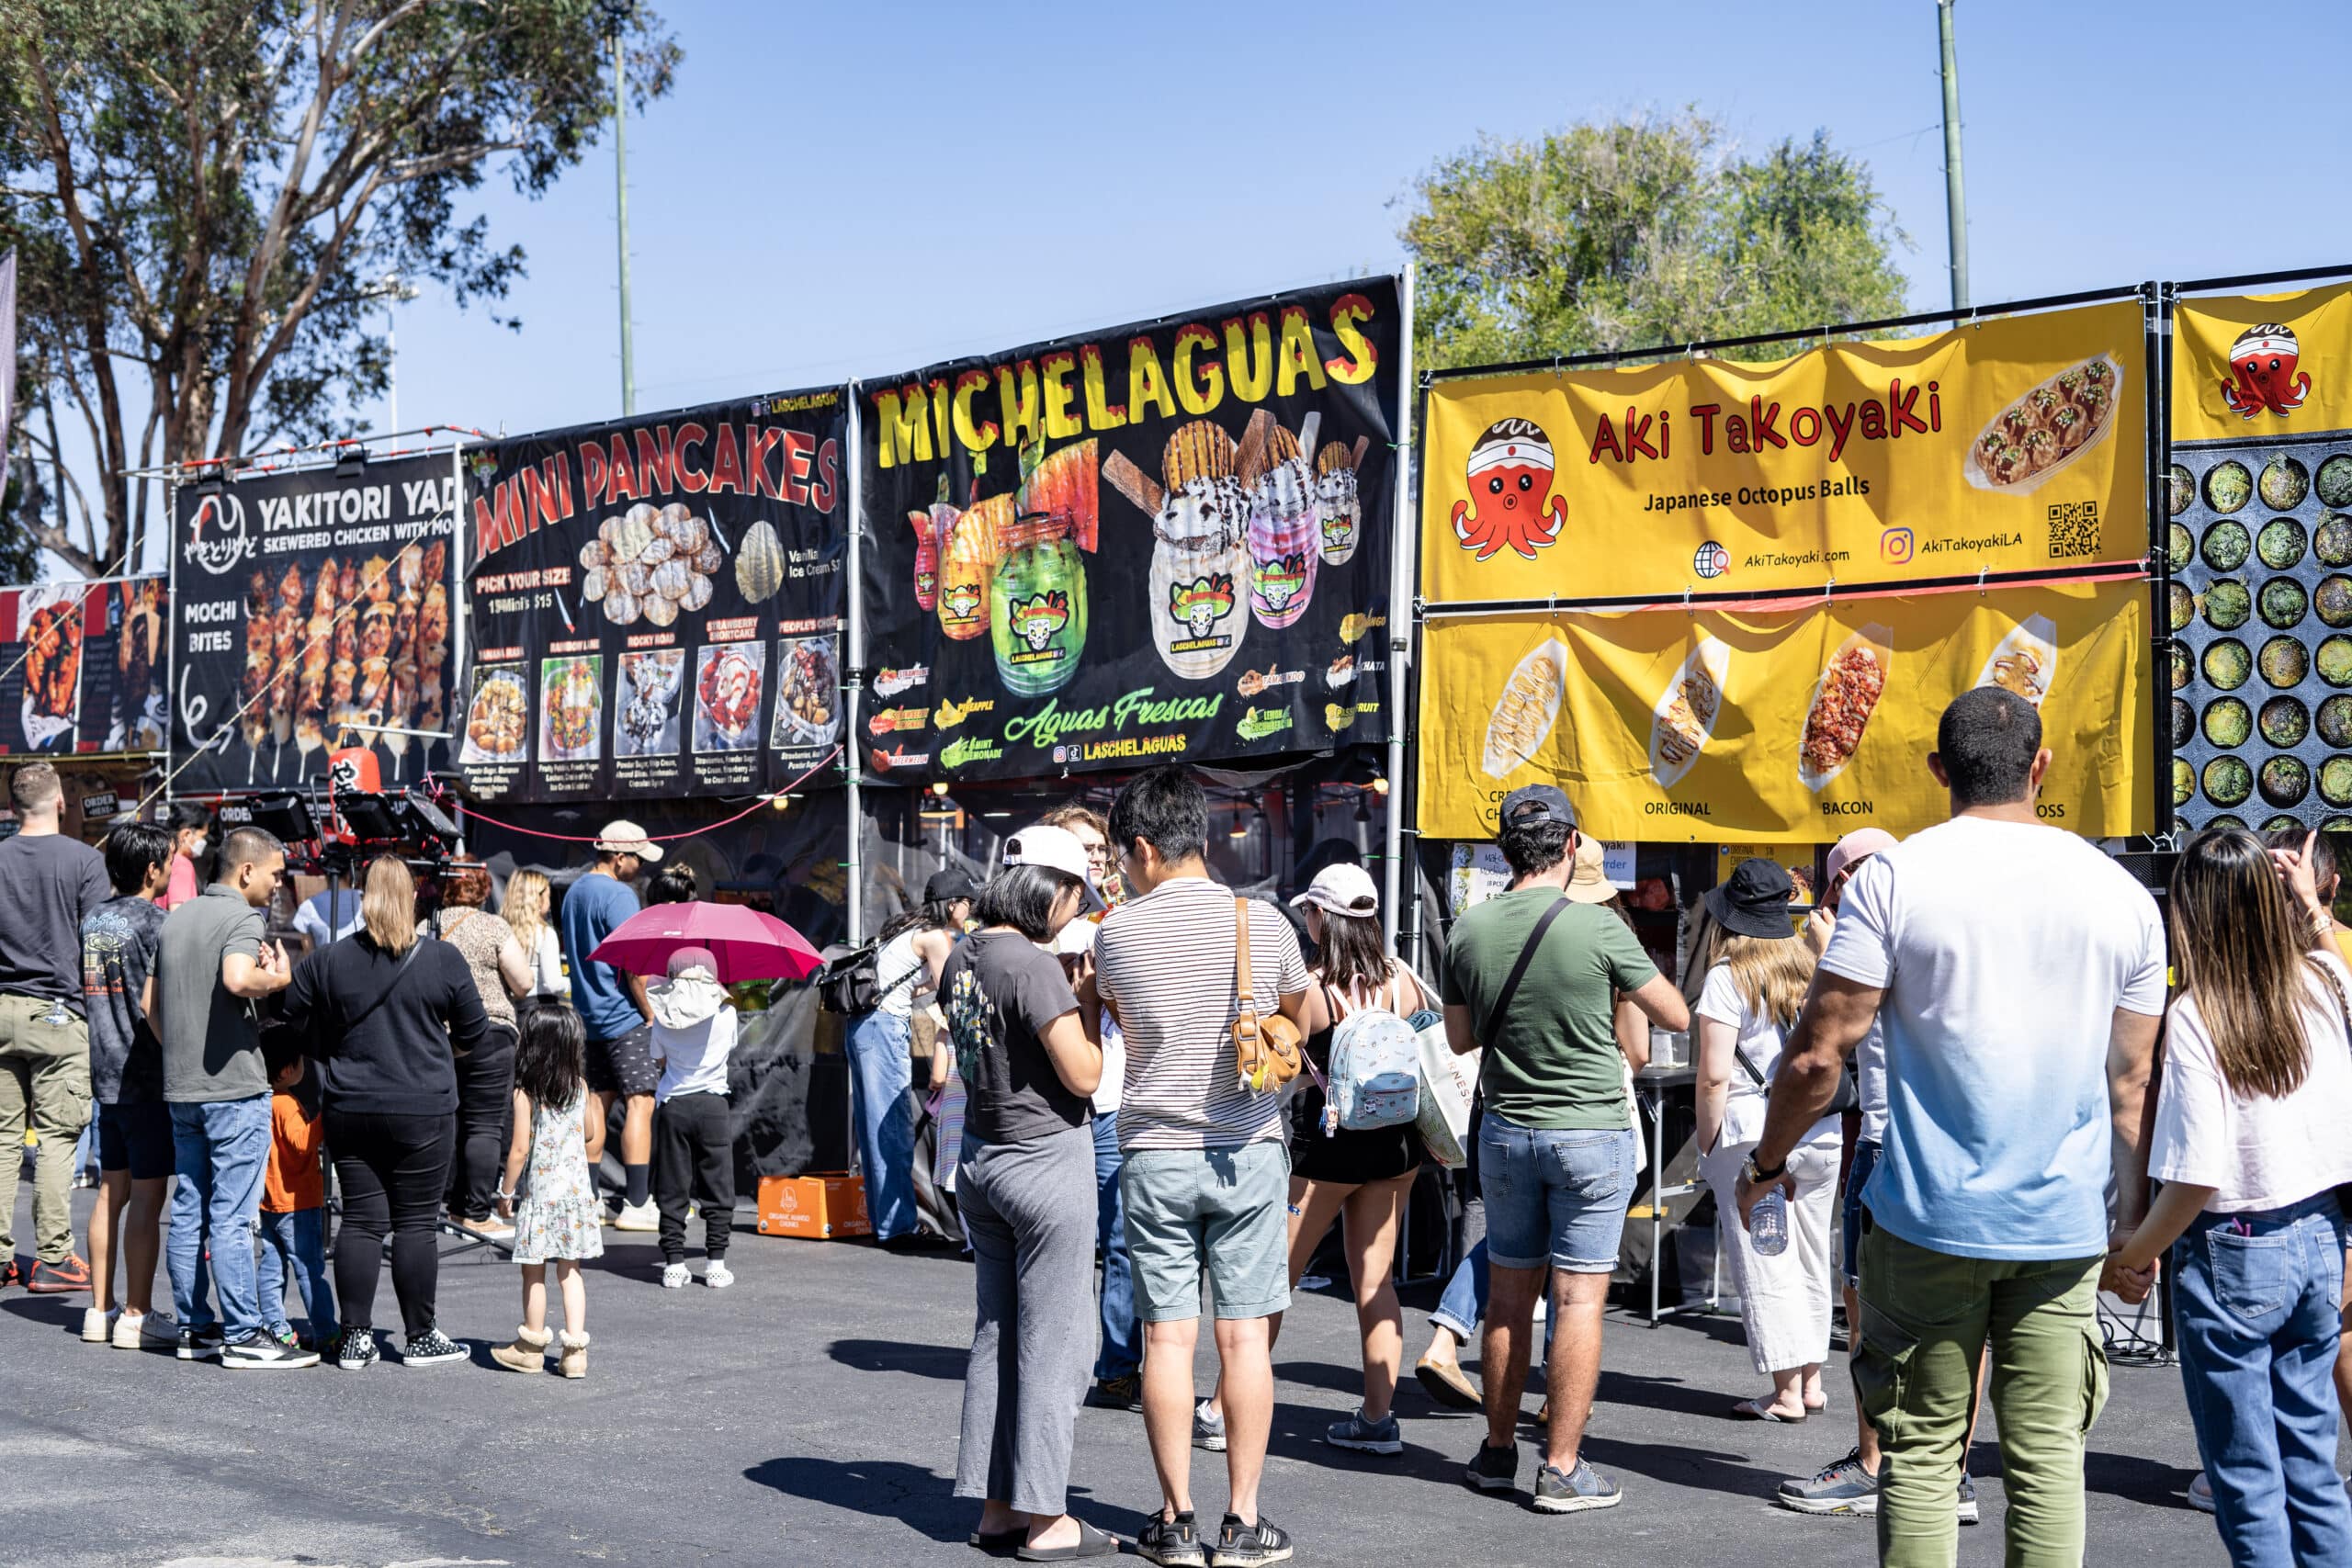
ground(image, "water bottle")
xmin=1748 ymin=1186 xmax=1790 ymax=1257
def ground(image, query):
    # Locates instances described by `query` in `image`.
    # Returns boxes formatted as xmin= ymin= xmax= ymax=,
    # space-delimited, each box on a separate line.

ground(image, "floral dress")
xmin=512 ymin=1091 xmax=605 ymax=1265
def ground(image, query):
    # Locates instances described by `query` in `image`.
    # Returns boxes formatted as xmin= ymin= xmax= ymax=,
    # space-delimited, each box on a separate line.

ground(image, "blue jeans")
xmin=1431 ymin=1238 xmax=1555 ymax=1359
xmin=1092 ymin=1111 xmax=1139 ymax=1381
xmin=2173 ymin=1192 xmax=2352 ymax=1568
xmin=166 ymin=1097 xmax=272 ymax=1342
xmin=1476 ymin=1113 xmax=1636 ymax=1273
xmin=256 ymin=1207 xmax=339 ymax=1343
xmin=848 ymin=1010 xmax=919 ymax=1242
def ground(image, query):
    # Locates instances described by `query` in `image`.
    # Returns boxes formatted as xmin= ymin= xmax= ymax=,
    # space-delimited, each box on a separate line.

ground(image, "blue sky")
xmin=90 ymin=0 xmax=2352 ymax=564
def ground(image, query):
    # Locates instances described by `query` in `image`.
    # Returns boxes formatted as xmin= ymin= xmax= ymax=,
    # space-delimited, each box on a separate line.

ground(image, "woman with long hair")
xmin=2109 ymin=829 xmax=2352 ymax=1564
xmin=281 ymin=855 xmax=491 ymax=1370
xmin=942 ymin=826 xmax=1111 ymax=1560
xmin=432 ymin=860 xmax=532 ymax=1238
xmin=1694 ymin=858 xmax=1842 ymax=1422
xmin=851 ymin=868 xmax=973 ymax=1244
xmin=502 ymin=868 xmax=566 ymax=998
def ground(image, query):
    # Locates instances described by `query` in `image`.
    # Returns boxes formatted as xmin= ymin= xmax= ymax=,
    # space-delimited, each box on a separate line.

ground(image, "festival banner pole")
xmin=1383 ymin=265 xmax=1416 ymax=952
xmin=845 ymin=385 xmax=865 ymax=943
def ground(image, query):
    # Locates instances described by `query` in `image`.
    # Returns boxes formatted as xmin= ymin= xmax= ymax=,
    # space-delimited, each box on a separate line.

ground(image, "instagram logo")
xmin=1881 ymin=526 xmax=1915 ymax=565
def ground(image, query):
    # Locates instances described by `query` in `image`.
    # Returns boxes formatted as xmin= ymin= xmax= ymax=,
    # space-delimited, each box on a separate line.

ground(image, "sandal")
xmin=1730 ymin=1397 xmax=1805 ymax=1423
xmin=968 ymin=1526 xmax=1023 ymax=1554
xmin=1017 ymin=1520 xmax=1119 ymax=1561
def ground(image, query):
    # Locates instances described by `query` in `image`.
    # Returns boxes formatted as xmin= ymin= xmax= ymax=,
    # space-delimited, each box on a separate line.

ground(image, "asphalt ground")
xmin=0 ymin=1184 xmax=2249 ymax=1567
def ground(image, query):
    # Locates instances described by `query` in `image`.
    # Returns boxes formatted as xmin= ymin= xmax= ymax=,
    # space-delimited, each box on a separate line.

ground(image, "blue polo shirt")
xmin=560 ymin=870 xmax=642 ymax=1042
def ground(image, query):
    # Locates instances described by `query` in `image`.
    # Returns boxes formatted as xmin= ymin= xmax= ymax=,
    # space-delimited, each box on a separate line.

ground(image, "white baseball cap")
xmin=594 ymin=819 xmax=664 ymax=863
xmin=1004 ymin=823 xmax=1106 ymax=913
xmin=1289 ymin=862 xmax=1378 ymax=919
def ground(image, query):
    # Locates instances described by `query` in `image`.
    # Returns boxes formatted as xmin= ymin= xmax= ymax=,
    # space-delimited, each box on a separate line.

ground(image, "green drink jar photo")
xmin=990 ymin=510 xmax=1088 ymax=696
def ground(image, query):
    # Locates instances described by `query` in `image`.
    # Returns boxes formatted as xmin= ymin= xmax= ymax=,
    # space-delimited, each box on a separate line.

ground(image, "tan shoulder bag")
xmin=1231 ymin=896 xmax=1304 ymax=1093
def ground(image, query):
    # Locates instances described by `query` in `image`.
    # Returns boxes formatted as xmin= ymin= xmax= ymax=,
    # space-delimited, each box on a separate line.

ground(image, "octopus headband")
xmin=1466 ymin=434 xmax=1556 ymax=477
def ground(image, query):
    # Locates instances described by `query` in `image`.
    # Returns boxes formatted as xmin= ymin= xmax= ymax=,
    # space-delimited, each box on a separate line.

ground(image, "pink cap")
xmin=1825 ymin=829 xmax=1898 ymax=889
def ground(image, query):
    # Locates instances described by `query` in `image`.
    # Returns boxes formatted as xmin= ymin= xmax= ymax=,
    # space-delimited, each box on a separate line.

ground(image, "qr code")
xmin=2047 ymin=501 xmax=2101 ymax=559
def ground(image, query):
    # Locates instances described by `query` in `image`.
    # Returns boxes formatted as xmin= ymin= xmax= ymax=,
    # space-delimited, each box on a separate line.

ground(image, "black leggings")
xmin=326 ymin=1109 xmax=455 ymax=1339
xmin=446 ymin=1024 xmax=517 ymax=1221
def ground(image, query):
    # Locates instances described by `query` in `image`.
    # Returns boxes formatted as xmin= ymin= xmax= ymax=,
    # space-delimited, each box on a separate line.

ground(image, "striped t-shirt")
xmin=1095 ymin=876 xmax=1307 ymax=1153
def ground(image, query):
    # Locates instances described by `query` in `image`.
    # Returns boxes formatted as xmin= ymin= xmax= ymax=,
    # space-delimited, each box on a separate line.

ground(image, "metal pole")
xmin=1382 ymin=265 xmax=1416 ymax=953
xmin=386 ymin=301 xmax=399 ymax=435
xmin=1938 ymin=0 xmax=1970 ymax=312
xmin=612 ymin=30 xmax=636 ymax=416
xmin=844 ymin=386 xmax=864 ymax=943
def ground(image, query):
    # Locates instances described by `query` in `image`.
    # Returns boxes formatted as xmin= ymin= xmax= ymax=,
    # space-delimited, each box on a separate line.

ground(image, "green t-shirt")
xmin=1442 ymin=886 xmax=1657 ymax=1130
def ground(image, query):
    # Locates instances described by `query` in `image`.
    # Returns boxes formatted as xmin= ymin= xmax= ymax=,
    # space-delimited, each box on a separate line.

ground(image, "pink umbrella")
xmin=588 ymin=899 xmax=823 ymax=984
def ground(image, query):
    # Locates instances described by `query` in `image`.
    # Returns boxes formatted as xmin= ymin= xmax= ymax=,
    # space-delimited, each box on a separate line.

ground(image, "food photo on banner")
xmin=460 ymin=389 xmax=848 ymax=804
xmin=169 ymin=453 xmax=458 ymax=794
xmin=857 ymin=276 xmax=1402 ymax=782
xmin=0 ymin=575 xmax=167 ymax=757
xmin=1415 ymin=575 xmax=2152 ymax=844
xmin=1419 ymin=300 xmax=2148 ymax=604
xmin=2171 ymin=280 xmax=2352 ymax=832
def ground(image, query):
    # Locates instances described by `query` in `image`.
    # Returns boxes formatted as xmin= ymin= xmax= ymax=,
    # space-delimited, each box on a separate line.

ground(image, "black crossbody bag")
xmin=1731 ymin=1019 xmax=1858 ymax=1116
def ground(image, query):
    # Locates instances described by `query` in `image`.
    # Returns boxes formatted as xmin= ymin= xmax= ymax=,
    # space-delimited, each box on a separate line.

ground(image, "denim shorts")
xmin=1477 ymin=1112 xmax=1636 ymax=1273
xmin=96 ymin=1100 xmax=175 ymax=1180
xmin=1842 ymin=1138 xmax=1881 ymax=1290
xmin=1119 ymin=1141 xmax=1291 ymax=1322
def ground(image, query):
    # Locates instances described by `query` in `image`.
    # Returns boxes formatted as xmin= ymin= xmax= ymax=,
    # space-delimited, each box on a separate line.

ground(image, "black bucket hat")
xmin=1704 ymin=857 xmax=1796 ymax=940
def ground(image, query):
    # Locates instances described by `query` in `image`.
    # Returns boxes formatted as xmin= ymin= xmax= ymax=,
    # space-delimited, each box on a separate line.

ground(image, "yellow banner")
xmin=2174 ymin=282 xmax=2352 ymax=443
xmin=1419 ymin=303 xmax=2147 ymax=603
xmin=1417 ymin=578 xmax=2151 ymax=843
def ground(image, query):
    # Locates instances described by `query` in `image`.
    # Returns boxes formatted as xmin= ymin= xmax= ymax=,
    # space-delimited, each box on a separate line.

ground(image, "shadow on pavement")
xmin=829 ymin=1336 xmax=968 ymax=1380
xmin=744 ymin=1455 xmax=1142 ymax=1545
xmin=1 ymin=1294 xmax=84 ymax=1334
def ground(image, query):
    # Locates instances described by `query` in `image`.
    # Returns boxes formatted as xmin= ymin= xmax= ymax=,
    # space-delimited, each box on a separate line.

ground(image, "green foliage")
xmin=1400 ymin=112 xmax=1912 ymax=372
xmin=0 ymin=0 xmax=680 ymax=576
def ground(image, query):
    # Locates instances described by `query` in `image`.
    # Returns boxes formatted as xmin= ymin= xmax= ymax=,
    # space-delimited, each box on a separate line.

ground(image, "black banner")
xmin=0 ymin=577 xmax=167 ymax=758
xmin=460 ymin=389 xmax=848 ymax=804
xmin=170 ymin=457 xmax=457 ymax=793
xmin=858 ymin=277 xmax=1401 ymax=781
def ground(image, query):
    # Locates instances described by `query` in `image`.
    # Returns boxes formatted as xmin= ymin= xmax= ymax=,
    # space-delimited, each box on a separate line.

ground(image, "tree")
xmin=0 ymin=0 xmax=680 ymax=577
xmin=1399 ymin=111 xmax=1911 ymax=373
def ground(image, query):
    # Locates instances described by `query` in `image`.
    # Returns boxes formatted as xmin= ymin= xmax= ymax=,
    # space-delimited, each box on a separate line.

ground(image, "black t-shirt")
xmin=940 ymin=929 xmax=1088 ymax=1145
xmin=0 ymin=832 xmax=110 ymax=1010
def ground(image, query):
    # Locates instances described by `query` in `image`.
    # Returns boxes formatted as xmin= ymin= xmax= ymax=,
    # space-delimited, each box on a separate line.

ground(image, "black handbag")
xmin=1734 ymin=1021 xmax=1858 ymax=1116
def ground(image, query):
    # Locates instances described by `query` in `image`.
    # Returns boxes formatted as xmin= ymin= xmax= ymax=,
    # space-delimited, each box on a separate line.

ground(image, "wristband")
xmin=1743 ymin=1153 xmax=1787 ymax=1184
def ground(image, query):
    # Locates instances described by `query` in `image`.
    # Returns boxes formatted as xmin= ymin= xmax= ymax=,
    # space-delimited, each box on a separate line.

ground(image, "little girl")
xmin=492 ymin=1005 xmax=605 ymax=1378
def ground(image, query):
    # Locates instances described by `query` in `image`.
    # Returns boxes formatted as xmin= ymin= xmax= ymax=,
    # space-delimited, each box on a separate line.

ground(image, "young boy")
xmin=80 ymin=822 xmax=176 ymax=1348
xmin=256 ymin=1029 xmax=337 ymax=1350
xmin=648 ymin=946 xmax=738 ymax=1289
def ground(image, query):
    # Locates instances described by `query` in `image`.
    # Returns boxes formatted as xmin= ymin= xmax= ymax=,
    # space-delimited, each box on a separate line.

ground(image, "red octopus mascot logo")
xmin=1452 ymin=418 xmax=1566 ymax=560
xmin=2221 ymin=322 xmax=2312 ymax=420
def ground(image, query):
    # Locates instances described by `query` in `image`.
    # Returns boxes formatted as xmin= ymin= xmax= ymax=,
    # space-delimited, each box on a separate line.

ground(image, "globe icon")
xmin=1693 ymin=541 xmax=1729 ymax=580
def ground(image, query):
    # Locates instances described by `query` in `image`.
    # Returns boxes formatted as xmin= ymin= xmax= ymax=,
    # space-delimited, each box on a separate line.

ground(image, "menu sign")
xmin=858 ymin=277 xmax=1402 ymax=782
xmin=169 ymin=457 xmax=456 ymax=793
xmin=461 ymin=389 xmax=849 ymax=802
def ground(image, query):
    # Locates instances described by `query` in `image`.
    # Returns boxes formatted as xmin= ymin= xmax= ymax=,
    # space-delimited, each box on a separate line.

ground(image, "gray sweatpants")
xmin=954 ymin=1122 xmax=1098 ymax=1517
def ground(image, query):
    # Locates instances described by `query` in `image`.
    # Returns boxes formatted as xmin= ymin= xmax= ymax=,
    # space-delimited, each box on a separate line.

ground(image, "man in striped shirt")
xmin=1097 ymin=765 xmax=1309 ymax=1568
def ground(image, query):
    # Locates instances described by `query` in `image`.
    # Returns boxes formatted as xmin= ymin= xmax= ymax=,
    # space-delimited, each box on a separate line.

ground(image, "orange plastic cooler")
xmin=756 ymin=1173 xmax=871 ymax=1239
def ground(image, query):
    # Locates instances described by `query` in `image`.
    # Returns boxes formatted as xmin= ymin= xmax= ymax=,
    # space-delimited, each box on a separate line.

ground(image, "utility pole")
xmin=609 ymin=14 xmax=636 ymax=415
xmin=1938 ymin=0 xmax=1969 ymax=311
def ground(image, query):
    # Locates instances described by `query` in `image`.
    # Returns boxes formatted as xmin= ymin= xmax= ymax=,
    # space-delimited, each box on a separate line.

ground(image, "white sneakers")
xmin=662 ymin=1260 xmax=731 ymax=1288
xmin=703 ymin=1260 xmax=734 ymax=1290
xmin=612 ymin=1200 xmax=659 ymax=1232
xmin=660 ymin=1262 xmax=691 ymax=1289
xmin=105 ymin=1309 xmax=178 ymax=1349
xmin=81 ymin=1306 xmax=117 ymax=1344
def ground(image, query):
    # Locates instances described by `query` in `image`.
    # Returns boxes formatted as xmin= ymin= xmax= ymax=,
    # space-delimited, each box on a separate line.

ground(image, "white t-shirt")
xmin=526 ymin=927 xmax=565 ymax=997
xmin=874 ymin=929 xmax=925 ymax=1020
xmin=653 ymin=1006 xmax=738 ymax=1101
xmin=1855 ymin=1016 xmax=1890 ymax=1145
xmin=2150 ymin=954 xmax=2352 ymax=1213
xmin=1695 ymin=964 xmax=1838 ymax=1148
xmin=1820 ymin=816 xmax=2167 ymax=1260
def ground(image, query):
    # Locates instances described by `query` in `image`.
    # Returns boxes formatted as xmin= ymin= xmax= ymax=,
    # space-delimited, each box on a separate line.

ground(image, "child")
xmin=79 ymin=821 xmax=176 ymax=1348
xmin=256 ymin=1029 xmax=337 ymax=1351
xmin=493 ymin=1004 xmax=603 ymax=1377
xmin=649 ymin=946 xmax=738 ymax=1289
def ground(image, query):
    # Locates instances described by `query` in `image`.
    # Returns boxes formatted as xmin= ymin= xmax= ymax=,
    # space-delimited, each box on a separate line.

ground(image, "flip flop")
xmin=1730 ymin=1398 xmax=1806 ymax=1423
xmin=1016 ymin=1520 xmax=1119 ymax=1561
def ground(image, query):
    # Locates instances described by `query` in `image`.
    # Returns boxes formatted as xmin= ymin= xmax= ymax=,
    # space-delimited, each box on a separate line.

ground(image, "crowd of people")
xmin=11 ymin=680 xmax=2352 ymax=1565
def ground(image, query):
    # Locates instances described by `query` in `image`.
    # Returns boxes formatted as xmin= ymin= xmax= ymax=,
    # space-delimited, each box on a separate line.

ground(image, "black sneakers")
xmin=1465 ymin=1439 xmax=1518 ymax=1492
xmin=1208 ymin=1515 xmax=1292 ymax=1567
xmin=401 ymin=1327 xmax=468 ymax=1367
xmin=175 ymin=1323 xmax=224 ymax=1361
xmin=221 ymin=1336 xmax=320 ymax=1371
xmin=1134 ymin=1511 xmax=1205 ymax=1568
xmin=334 ymin=1326 xmax=380 ymax=1371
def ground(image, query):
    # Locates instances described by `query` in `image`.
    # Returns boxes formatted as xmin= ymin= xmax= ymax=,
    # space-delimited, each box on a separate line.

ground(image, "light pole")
xmin=602 ymin=1 xmax=637 ymax=415
xmin=359 ymin=271 xmax=420 ymax=433
xmin=1938 ymin=0 xmax=1970 ymax=311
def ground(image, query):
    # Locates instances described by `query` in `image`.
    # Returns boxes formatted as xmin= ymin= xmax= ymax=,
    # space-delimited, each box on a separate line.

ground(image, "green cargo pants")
xmin=0 ymin=993 xmax=94 ymax=1265
xmin=1854 ymin=1214 xmax=2109 ymax=1568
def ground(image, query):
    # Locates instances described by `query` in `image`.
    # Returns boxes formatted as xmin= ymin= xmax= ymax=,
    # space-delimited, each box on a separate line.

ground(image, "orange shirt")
xmin=263 ymin=1089 xmax=325 ymax=1213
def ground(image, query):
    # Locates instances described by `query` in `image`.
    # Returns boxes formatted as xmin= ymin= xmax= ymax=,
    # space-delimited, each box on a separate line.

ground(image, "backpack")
xmin=813 ymin=942 xmax=880 ymax=1015
xmin=1325 ymin=972 xmax=1421 ymax=1133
